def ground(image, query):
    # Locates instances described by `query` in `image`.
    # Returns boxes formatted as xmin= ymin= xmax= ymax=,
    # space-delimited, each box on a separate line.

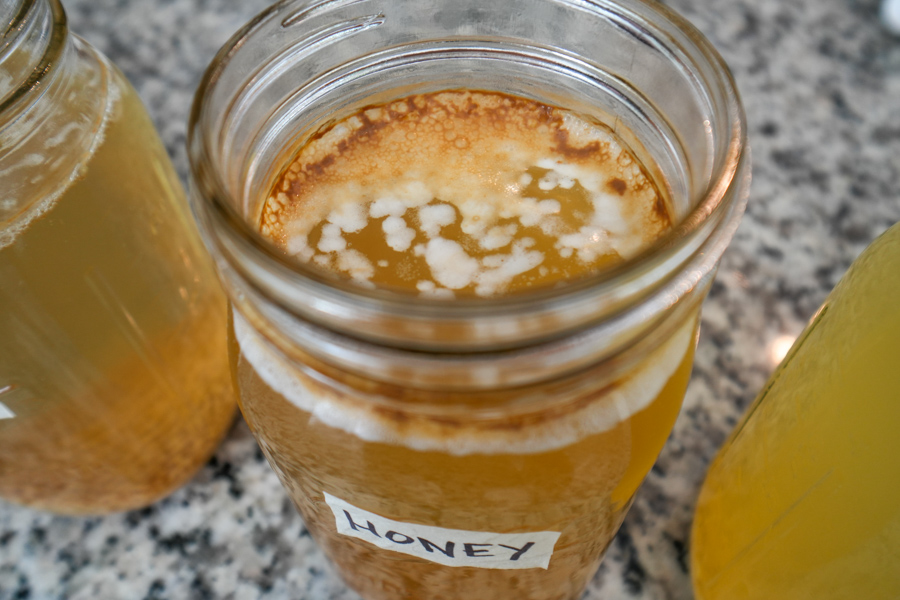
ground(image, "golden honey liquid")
xmin=0 ymin=66 xmax=235 ymax=514
xmin=236 ymin=90 xmax=695 ymax=599
xmin=691 ymin=223 xmax=900 ymax=600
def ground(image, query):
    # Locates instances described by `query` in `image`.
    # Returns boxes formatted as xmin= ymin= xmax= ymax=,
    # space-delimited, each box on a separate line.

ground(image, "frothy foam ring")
xmin=0 ymin=58 xmax=122 ymax=249
xmin=234 ymin=312 xmax=693 ymax=456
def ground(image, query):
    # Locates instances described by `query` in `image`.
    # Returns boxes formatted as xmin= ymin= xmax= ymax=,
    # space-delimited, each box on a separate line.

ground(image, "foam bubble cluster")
xmin=261 ymin=90 xmax=670 ymax=296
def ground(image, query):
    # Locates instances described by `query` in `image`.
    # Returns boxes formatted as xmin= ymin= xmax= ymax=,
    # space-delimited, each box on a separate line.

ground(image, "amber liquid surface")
xmin=262 ymin=90 xmax=671 ymax=296
xmin=0 ymin=68 xmax=235 ymax=514
xmin=238 ymin=90 xmax=692 ymax=599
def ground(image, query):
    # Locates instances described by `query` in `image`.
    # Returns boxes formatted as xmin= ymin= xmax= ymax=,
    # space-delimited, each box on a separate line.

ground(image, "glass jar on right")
xmin=691 ymin=221 xmax=900 ymax=599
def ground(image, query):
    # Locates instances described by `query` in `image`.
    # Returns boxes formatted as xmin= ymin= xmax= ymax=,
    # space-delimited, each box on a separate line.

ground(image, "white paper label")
xmin=324 ymin=492 xmax=560 ymax=570
xmin=0 ymin=402 xmax=13 ymax=420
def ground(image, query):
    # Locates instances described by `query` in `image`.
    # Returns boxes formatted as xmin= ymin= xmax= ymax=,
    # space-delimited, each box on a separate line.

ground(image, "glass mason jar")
xmin=188 ymin=0 xmax=748 ymax=598
xmin=692 ymin=223 xmax=900 ymax=600
xmin=0 ymin=0 xmax=236 ymax=514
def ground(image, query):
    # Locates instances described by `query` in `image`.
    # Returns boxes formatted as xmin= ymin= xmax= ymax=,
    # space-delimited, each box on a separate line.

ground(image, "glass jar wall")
xmin=0 ymin=0 xmax=236 ymax=514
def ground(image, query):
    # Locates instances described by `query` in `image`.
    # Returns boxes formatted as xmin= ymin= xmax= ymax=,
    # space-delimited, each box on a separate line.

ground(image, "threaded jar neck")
xmin=188 ymin=0 xmax=749 ymax=388
xmin=0 ymin=0 xmax=66 ymax=125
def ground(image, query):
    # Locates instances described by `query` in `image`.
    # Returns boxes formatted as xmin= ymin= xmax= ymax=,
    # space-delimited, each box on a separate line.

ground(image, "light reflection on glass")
xmin=768 ymin=334 xmax=797 ymax=367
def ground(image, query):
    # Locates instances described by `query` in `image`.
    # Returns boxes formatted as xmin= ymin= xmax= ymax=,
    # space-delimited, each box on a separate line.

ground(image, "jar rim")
xmin=0 ymin=0 xmax=67 ymax=125
xmin=188 ymin=0 xmax=749 ymax=351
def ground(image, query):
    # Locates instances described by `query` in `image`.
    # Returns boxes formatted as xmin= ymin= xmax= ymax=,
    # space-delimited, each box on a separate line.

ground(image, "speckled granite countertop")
xmin=2 ymin=0 xmax=899 ymax=598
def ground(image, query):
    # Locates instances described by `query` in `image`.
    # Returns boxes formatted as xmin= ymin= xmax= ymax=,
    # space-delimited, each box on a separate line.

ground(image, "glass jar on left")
xmin=0 ymin=0 xmax=236 ymax=514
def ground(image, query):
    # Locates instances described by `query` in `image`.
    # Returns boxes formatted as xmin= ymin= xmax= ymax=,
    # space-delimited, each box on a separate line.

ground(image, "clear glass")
xmin=691 ymin=222 xmax=900 ymax=600
xmin=189 ymin=0 xmax=749 ymax=598
xmin=0 ymin=0 xmax=236 ymax=514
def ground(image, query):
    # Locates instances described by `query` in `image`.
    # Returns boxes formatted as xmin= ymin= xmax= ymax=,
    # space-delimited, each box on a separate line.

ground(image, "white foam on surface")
xmin=417 ymin=203 xmax=456 ymax=238
xmin=336 ymin=248 xmax=374 ymax=283
xmin=382 ymin=216 xmax=416 ymax=251
xmin=317 ymin=223 xmax=346 ymax=253
xmin=424 ymin=238 xmax=481 ymax=289
xmin=235 ymin=311 xmax=694 ymax=455
xmin=261 ymin=91 xmax=669 ymax=296
xmin=327 ymin=202 xmax=367 ymax=232
xmin=479 ymin=223 xmax=517 ymax=250
xmin=474 ymin=240 xmax=544 ymax=297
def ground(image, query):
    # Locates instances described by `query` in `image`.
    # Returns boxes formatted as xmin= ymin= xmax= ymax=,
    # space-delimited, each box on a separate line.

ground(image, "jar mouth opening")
xmin=0 ymin=0 xmax=67 ymax=125
xmin=188 ymin=0 xmax=748 ymax=347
